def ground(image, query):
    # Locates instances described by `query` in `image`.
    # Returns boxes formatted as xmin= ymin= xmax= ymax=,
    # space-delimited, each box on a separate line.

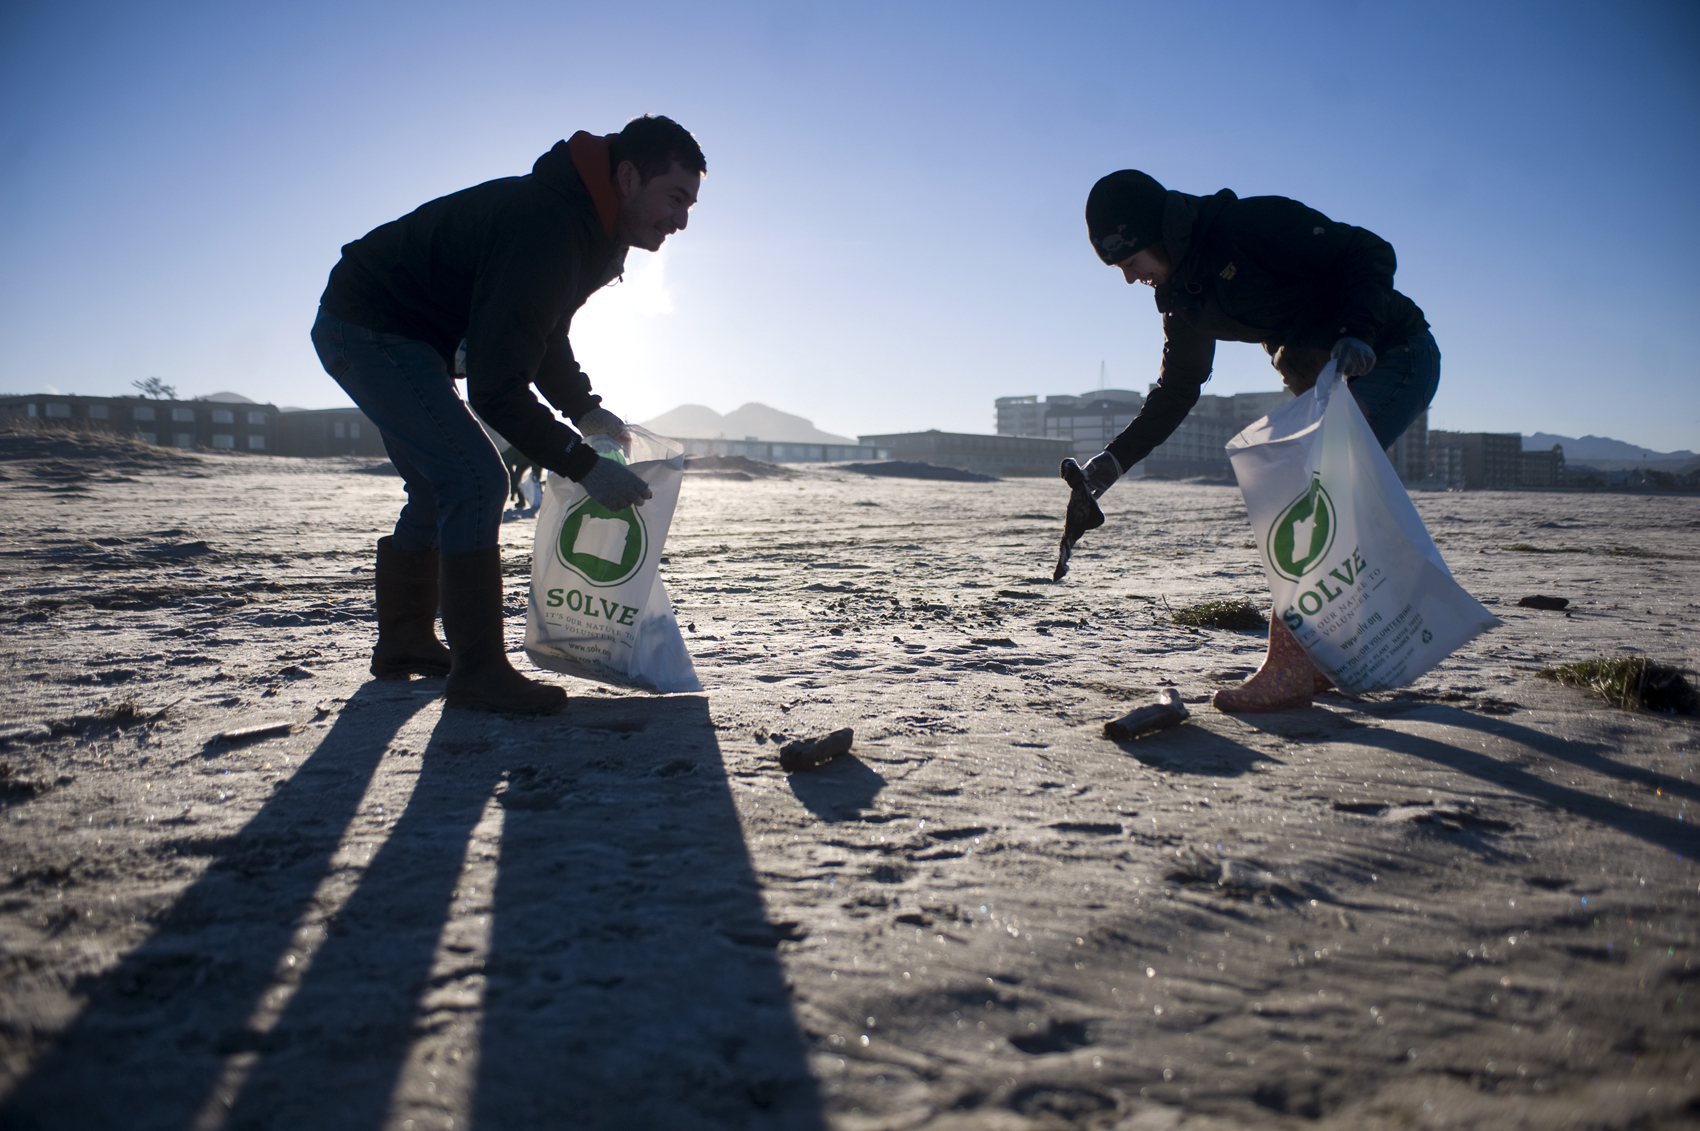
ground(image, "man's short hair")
xmin=610 ymin=115 xmax=706 ymax=182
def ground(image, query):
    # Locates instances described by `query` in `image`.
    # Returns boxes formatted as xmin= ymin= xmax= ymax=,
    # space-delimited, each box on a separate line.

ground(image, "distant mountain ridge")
xmin=1522 ymin=433 xmax=1695 ymax=462
xmin=640 ymin=403 xmax=855 ymax=445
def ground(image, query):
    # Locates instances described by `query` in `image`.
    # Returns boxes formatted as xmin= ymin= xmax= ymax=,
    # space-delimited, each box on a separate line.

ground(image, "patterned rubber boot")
xmin=1212 ymin=618 xmax=1318 ymax=713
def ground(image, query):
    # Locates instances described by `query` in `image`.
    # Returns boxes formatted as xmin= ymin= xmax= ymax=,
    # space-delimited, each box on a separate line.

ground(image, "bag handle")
xmin=1310 ymin=359 xmax=1342 ymax=425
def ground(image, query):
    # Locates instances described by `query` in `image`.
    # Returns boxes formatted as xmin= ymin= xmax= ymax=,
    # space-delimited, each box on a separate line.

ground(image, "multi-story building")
xmin=996 ymin=387 xmax=1296 ymax=480
xmin=995 ymin=395 xmax=1071 ymax=438
xmin=1042 ymin=390 xmax=1145 ymax=461
xmin=856 ymin=430 xmax=1073 ymax=477
xmin=0 ymin=392 xmax=277 ymax=452
xmin=272 ymin=407 xmax=388 ymax=458
xmin=997 ymin=391 xmax=1145 ymax=458
xmin=1089 ymin=390 xmax=1291 ymax=480
xmin=1426 ymin=437 xmax=1464 ymax=489
xmin=1519 ymin=444 xmax=1565 ymax=488
xmin=0 ymin=391 xmax=395 ymax=460
xmin=1228 ymin=391 xmax=1293 ymax=430
xmin=667 ymin=437 xmax=889 ymax=462
xmin=996 ymin=386 xmax=1436 ymax=484
xmin=1141 ymin=394 xmax=1238 ymax=479
xmin=1385 ymin=409 xmax=1429 ymax=484
xmin=1468 ymin=431 xmax=1522 ymax=491
xmin=1426 ymin=431 xmax=1521 ymax=490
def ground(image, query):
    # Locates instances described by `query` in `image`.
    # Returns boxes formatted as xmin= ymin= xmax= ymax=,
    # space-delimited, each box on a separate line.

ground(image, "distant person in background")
xmin=312 ymin=115 xmax=704 ymax=714
xmin=1076 ymin=170 xmax=1438 ymax=713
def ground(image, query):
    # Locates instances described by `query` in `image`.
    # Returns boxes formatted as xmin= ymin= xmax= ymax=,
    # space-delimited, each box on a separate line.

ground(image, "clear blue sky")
xmin=2 ymin=0 xmax=1696 ymax=451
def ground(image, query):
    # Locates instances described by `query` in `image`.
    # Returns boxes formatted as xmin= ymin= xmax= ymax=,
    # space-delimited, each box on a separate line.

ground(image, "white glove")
xmin=574 ymin=407 xmax=631 ymax=444
xmin=1330 ymin=337 xmax=1378 ymax=378
xmin=578 ymin=457 xmax=652 ymax=511
xmin=1082 ymin=450 xmax=1123 ymax=498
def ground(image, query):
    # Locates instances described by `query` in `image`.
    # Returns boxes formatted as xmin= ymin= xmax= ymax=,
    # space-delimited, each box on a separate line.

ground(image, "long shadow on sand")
xmin=1108 ymin=720 xmax=1281 ymax=777
xmin=787 ymin=754 xmax=886 ymax=820
xmin=470 ymin=695 xmax=822 ymax=1129
xmin=1 ymin=691 xmax=823 ymax=1131
xmin=0 ymin=681 xmax=431 ymax=1131
xmin=1400 ymin=707 xmax=1700 ymax=806
xmin=1242 ymin=705 xmax=1700 ymax=858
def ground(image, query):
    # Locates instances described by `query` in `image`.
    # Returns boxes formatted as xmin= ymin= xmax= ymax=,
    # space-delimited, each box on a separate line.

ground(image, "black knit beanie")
xmin=1085 ymin=170 xmax=1167 ymax=265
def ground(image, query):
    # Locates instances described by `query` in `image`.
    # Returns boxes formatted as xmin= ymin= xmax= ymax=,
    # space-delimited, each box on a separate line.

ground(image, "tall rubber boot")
xmin=1212 ymin=617 xmax=1319 ymax=713
xmin=439 ymin=547 xmax=566 ymax=715
xmin=370 ymin=537 xmax=451 ymax=680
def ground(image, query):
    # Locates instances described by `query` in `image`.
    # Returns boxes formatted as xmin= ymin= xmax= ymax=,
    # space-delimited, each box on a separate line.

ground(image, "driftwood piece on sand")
xmin=778 ymin=728 xmax=854 ymax=772
xmin=210 ymin=721 xmax=295 ymax=745
xmin=1103 ymin=689 xmax=1190 ymax=741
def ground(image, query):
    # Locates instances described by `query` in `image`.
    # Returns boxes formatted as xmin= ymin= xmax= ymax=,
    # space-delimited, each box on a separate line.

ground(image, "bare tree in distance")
xmin=132 ymin=377 xmax=177 ymax=400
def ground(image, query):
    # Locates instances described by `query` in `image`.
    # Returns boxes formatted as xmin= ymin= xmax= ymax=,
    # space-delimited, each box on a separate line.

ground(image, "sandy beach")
xmin=0 ymin=429 xmax=1695 ymax=1130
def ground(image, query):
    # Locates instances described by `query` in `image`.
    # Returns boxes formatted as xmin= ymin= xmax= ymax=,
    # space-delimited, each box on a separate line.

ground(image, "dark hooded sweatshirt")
xmin=319 ymin=134 xmax=628 ymax=482
xmin=1104 ymin=189 xmax=1428 ymax=473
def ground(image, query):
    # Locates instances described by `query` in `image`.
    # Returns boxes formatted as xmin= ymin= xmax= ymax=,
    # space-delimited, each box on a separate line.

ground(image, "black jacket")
xmin=1105 ymin=189 xmax=1427 ymax=472
xmin=320 ymin=138 xmax=625 ymax=481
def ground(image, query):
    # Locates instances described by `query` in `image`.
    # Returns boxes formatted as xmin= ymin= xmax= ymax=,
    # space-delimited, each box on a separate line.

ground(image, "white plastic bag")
xmin=524 ymin=426 xmax=703 ymax=693
xmin=1225 ymin=362 xmax=1497 ymax=694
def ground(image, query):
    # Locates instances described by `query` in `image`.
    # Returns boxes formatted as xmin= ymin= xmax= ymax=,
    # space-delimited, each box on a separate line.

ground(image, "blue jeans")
xmin=310 ymin=309 xmax=508 ymax=556
xmin=1346 ymin=329 xmax=1440 ymax=450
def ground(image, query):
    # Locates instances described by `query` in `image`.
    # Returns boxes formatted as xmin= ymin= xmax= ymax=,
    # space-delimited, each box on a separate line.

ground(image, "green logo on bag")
xmin=556 ymin=497 xmax=647 ymax=587
xmin=1267 ymin=476 xmax=1336 ymax=582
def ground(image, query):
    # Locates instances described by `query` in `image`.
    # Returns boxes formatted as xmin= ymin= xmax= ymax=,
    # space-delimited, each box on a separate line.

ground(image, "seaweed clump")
xmin=1171 ymin=598 xmax=1267 ymax=631
xmin=97 ymin=698 xmax=141 ymax=722
xmin=1536 ymin=656 xmax=1698 ymax=715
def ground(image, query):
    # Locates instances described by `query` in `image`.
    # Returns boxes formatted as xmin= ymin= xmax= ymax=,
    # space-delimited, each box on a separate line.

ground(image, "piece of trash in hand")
xmin=1103 ymin=689 xmax=1190 ymax=741
xmin=1054 ymin=458 xmax=1105 ymax=581
xmin=778 ymin=728 xmax=854 ymax=772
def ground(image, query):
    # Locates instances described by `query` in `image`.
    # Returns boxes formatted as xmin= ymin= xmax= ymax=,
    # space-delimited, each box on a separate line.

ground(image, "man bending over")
xmin=312 ymin=115 xmax=703 ymax=714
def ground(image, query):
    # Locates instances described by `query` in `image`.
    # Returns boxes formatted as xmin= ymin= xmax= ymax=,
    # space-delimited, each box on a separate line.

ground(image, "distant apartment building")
xmin=1140 ymin=395 xmax=1239 ymax=479
xmin=0 ymin=392 xmax=276 ymax=451
xmin=993 ymin=395 xmax=1057 ymax=438
xmin=670 ymin=437 xmax=889 ymax=462
xmin=0 ymin=392 xmax=392 ymax=459
xmin=1518 ymin=444 xmax=1566 ymax=489
xmin=1426 ymin=431 xmax=1521 ymax=490
xmin=1043 ymin=391 xmax=1145 ymax=461
xmin=273 ymin=407 xmax=388 ymax=458
xmin=996 ymin=386 xmax=1429 ymax=483
xmin=996 ymin=392 xmax=1145 ymax=461
xmin=1384 ymin=409 xmax=1429 ymax=484
xmin=857 ymin=430 xmax=1072 ymax=477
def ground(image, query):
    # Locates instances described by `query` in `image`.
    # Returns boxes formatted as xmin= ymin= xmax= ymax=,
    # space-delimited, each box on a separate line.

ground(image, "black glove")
xmin=1082 ymin=450 xmax=1122 ymax=498
xmin=1330 ymin=337 xmax=1377 ymax=378
xmin=1054 ymin=458 xmax=1107 ymax=581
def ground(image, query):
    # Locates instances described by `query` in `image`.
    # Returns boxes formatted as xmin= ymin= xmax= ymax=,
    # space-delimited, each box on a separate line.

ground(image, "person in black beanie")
xmin=1077 ymin=169 xmax=1440 ymax=713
